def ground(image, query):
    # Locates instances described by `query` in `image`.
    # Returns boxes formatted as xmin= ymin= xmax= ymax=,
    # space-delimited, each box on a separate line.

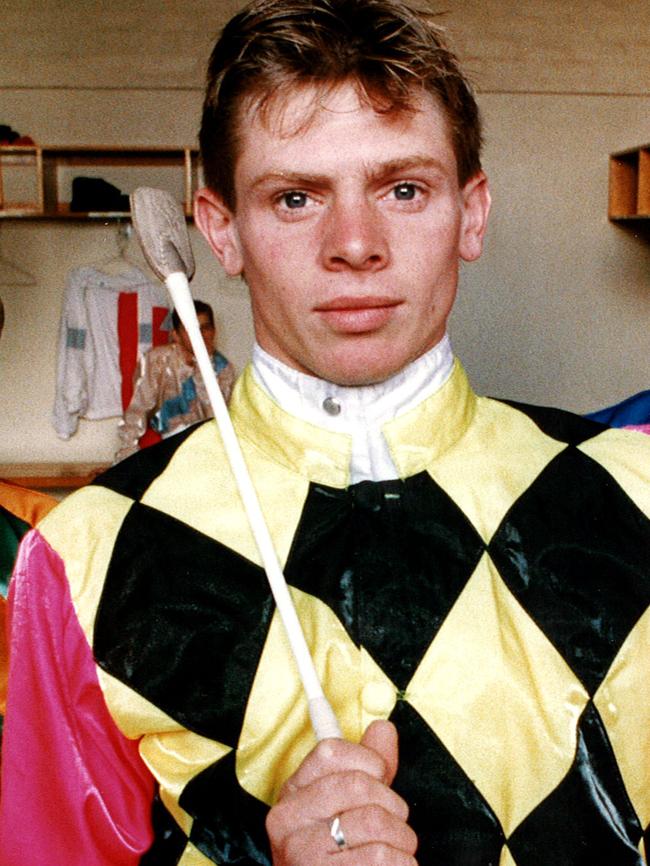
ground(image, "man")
xmin=1 ymin=1 xmax=649 ymax=865
xmin=114 ymin=300 xmax=236 ymax=462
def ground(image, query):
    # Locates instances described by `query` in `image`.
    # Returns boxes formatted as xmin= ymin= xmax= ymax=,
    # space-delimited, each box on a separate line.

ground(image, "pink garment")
xmin=624 ymin=424 xmax=650 ymax=435
xmin=0 ymin=530 xmax=154 ymax=866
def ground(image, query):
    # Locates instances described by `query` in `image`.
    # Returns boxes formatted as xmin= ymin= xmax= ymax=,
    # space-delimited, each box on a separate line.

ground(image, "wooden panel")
xmin=0 ymin=145 xmax=199 ymax=218
xmin=609 ymin=145 xmax=650 ymax=219
xmin=0 ymin=146 xmax=42 ymax=214
xmin=639 ymin=149 xmax=650 ymax=215
xmin=1 ymin=0 xmax=649 ymax=95
xmin=0 ymin=463 xmax=109 ymax=489
xmin=609 ymin=151 xmax=640 ymax=218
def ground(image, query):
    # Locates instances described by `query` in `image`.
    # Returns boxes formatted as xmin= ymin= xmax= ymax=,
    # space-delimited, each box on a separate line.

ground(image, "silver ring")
xmin=329 ymin=815 xmax=346 ymax=850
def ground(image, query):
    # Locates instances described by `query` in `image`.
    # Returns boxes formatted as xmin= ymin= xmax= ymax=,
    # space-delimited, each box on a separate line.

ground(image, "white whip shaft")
xmin=167 ymin=273 xmax=341 ymax=741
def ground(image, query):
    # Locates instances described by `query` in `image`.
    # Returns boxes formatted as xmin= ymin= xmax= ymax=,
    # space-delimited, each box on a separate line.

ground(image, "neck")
xmin=252 ymin=336 xmax=454 ymax=483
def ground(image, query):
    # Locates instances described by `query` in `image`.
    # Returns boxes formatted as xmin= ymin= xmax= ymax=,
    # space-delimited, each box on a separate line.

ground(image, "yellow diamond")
xmin=406 ymin=553 xmax=589 ymax=836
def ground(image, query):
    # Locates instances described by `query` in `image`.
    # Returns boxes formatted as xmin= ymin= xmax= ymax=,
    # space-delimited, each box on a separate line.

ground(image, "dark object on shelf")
xmin=0 ymin=126 xmax=19 ymax=145
xmin=0 ymin=126 xmax=34 ymax=146
xmin=70 ymin=177 xmax=130 ymax=213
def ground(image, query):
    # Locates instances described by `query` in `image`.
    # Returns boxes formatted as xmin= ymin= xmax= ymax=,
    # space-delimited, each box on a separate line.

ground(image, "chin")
xmin=317 ymin=359 xmax=407 ymax=387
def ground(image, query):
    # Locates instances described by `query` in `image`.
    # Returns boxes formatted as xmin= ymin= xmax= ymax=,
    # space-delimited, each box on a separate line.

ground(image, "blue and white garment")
xmin=152 ymin=352 xmax=232 ymax=435
xmin=52 ymin=266 xmax=170 ymax=439
xmin=114 ymin=342 xmax=236 ymax=463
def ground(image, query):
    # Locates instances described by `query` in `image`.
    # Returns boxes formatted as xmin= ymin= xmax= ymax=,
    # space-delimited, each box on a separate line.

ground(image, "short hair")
xmin=171 ymin=299 xmax=214 ymax=331
xmin=199 ymin=0 xmax=483 ymax=211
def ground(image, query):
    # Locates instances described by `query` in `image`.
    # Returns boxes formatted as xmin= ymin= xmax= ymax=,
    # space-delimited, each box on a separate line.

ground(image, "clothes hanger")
xmin=95 ymin=221 xmax=144 ymax=276
xmin=0 ymin=225 xmax=37 ymax=287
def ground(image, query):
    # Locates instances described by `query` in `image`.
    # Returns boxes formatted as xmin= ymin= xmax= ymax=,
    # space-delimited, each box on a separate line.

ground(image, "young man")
xmin=114 ymin=300 xmax=236 ymax=463
xmin=1 ymin=2 xmax=650 ymax=865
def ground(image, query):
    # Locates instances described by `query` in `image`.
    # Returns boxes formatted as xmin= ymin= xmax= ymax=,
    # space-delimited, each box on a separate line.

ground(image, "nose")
xmin=320 ymin=198 xmax=389 ymax=272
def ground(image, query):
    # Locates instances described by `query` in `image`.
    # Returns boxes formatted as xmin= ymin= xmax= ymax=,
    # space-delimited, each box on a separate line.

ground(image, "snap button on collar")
xmin=322 ymin=396 xmax=341 ymax=416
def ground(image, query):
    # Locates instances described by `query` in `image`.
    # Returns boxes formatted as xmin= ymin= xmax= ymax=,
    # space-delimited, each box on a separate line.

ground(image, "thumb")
xmin=361 ymin=719 xmax=399 ymax=785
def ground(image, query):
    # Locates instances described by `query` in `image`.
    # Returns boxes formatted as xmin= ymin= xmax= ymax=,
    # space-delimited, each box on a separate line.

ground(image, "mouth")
xmin=314 ymin=296 xmax=402 ymax=334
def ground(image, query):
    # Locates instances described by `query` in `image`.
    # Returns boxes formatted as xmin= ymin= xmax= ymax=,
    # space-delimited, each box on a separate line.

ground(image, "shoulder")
xmin=144 ymin=343 xmax=176 ymax=361
xmin=485 ymin=397 xmax=609 ymax=447
xmin=479 ymin=396 xmax=650 ymax=518
xmin=213 ymin=351 xmax=234 ymax=374
xmin=95 ymin=422 xmax=203 ymax=501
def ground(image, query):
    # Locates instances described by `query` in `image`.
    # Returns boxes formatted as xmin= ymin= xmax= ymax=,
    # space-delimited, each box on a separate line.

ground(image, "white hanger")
xmin=96 ymin=221 xmax=143 ymax=276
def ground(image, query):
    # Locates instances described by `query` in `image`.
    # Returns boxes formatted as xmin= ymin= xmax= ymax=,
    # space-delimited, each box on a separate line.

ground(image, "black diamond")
xmin=94 ymin=421 xmax=202 ymax=500
xmin=94 ymin=502 xmax=273 ymax=743
xmin=391 ymin=701 xmax=505 ymax=866
xmin=285 ymin=473 xmax=486 ymax=690
xmin=140 ymin=791 xmax=189 ymax=865
xmin=508 ymin=702 xmax=643 ymax=865
xmin=489 ymin=447 xmax=650 ymax=694
xmin=497 ymin=400 xmax=606 ymax=446
xmin=181 ymin=751 xmax=271 ymax=865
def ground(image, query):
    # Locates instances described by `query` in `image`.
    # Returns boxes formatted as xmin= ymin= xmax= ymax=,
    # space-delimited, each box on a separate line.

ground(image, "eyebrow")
xmin=365 ymin=155 xmax=449 ymax=182
xmin=248 ymin=154 xmax=449 ymax=191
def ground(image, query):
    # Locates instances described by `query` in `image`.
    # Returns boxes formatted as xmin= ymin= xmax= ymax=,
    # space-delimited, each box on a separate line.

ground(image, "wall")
xmin=1 ymin=0 xmax=649 ymax=465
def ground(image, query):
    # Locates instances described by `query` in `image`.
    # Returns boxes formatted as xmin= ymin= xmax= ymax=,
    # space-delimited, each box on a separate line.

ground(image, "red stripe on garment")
xmin=118 ymin=293 xmax=139 ymax=411
xmin=138 ymin=305 xmax=169 ymax=449
xmin=152 ymin=305 xmax=170 ymax=347
xmin=0 ymin=530 xmax=154 ymax=865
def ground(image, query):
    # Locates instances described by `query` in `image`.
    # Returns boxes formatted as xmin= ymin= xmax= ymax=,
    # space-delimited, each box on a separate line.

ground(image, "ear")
xmin=458 ymin=172 xmax=491 ymax=263
xmin=194 ymin=187 xmax=244 ymax=276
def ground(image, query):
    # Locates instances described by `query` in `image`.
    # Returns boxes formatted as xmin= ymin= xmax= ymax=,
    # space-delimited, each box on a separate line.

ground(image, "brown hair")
xmin=172 ymin=299 xmax=214 ymax=331
xmin=199 ymin=0 xmax=483 ymax=210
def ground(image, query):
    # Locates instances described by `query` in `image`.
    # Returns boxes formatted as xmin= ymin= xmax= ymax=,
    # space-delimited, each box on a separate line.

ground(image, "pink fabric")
xmin=624 ymin=423 xmax=650 ymax=435
xmin=0 ymin=530 xmax=154 ymax=866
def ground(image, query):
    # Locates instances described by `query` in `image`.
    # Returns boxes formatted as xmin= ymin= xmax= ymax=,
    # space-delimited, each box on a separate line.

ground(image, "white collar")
xmin=251 ymin=336 xmax=454 ymax=483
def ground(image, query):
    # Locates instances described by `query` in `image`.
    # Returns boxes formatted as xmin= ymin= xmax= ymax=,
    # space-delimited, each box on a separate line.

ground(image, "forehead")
xmin=179 ymin=311 xmax=213 ymax=331
xmin=234 ymin=82 xmax=456 ymax=180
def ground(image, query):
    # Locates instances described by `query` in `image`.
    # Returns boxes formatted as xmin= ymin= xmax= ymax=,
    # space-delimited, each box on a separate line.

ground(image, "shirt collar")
xmin=231 ymin=357 xmax=476 ymax=487
xmin=251 ymin=335 xmax=454 ymax=434
xmin=232 ymin=337 xmax=474 ymax=485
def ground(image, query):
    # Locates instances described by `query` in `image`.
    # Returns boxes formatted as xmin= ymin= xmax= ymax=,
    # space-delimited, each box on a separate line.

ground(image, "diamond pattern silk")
xmin=37 ymin=362 xmax=650 ymax=866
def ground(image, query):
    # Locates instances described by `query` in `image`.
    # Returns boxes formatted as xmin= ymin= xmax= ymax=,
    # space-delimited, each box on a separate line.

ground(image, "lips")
xmin=314 ymin=296 xmax=401 ymax=333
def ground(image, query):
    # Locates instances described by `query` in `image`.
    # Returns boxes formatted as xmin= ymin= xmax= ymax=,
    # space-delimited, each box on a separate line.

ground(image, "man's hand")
xmin=266 ymin=720 xmax=418 ymax=865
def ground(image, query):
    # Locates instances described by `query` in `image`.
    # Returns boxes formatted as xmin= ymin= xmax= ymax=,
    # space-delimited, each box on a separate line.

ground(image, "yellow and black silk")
xmin=41 ymin=361 xmax=650 ymax=866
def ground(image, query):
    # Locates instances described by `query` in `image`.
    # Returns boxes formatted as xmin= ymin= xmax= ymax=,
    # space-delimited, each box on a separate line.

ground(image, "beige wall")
xmin=1 ymin=1 xmax=649 ymax=464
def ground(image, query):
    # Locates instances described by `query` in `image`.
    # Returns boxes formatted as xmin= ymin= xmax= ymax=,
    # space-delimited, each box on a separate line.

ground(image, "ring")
xmin=329 ymin=815 xmax=346 ymax=851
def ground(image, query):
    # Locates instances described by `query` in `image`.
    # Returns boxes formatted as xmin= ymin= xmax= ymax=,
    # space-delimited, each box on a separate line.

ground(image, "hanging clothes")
xmin=52 ymin=266 xmax=171 ymax=439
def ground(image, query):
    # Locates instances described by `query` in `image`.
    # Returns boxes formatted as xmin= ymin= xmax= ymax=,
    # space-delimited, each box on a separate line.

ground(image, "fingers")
xmin=267 ymin=721 xmax=417 ymax=866
xmin=273 ymin=766 xmax=409 ymax=828
xmin=272 ymin=807 xmax=418 ymax=866
xmin=326 ymin=806 xmax=417 ymax=854
xmin=283 ymin=820 xmax=417 ymax=866
xmin=361 ymin=720 xmax=399 ymax=785
xmin=282 ymin=720 xmax=398 ymax=796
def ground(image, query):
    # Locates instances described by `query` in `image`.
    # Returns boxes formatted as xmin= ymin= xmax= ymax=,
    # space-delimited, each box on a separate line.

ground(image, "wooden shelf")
xmin=609 ymin=144 xmax=650 ymax=223
xmin=0 ymin=462 xmax=109 ymax=490
xmin=0 ymin=144 xmax=199 ymax=219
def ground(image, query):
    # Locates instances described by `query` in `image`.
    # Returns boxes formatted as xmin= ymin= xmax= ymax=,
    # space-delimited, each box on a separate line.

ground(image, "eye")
xmin=281 ymin=191 xmax=309 ymax=209
xmin=392 ymin=182 xmax=417 ymax=201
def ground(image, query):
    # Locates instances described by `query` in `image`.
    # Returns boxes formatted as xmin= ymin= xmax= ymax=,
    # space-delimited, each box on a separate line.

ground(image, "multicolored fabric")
xmin=114 ymin=344 xmax=235 ymax=463
xmin=587 ymin=389 xmax=650 ymax=428
xmin=2 ymin=361 xmax=650 ymax=866
xmin=52 ymin=265 xmax=171 ymax=439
